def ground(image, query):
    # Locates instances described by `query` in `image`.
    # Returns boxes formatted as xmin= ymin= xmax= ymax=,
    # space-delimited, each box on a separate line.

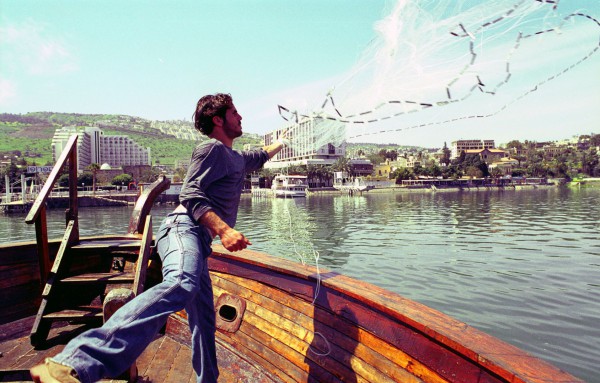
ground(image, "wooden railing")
xmin=25 ymin=134 xmax=79 ymax=286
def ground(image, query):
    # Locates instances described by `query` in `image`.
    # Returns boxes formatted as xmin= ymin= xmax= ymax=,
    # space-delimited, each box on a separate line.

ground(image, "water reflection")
xmin=1 ymin=188 xmax=599 ymax=382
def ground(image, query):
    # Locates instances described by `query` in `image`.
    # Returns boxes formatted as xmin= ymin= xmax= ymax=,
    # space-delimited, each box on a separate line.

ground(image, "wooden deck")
xmin=0 ymin=316 xmax=281 ymax=382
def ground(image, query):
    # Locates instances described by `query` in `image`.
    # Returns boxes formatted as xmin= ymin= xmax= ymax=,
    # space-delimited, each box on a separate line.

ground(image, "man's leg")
xmin=30 ymin=213 xmax=208 ymax=383
xmin=185 ymin=257 xmax=219 ymax=383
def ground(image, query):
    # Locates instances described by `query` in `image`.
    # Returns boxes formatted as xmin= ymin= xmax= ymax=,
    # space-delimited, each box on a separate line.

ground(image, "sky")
xmin=1 ymin=0 xmax=599 ymax=147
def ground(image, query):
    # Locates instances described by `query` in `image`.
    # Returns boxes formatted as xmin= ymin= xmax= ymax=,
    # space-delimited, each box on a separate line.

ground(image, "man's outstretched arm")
xmin=199 ymin=210 xmax=251 ymax=252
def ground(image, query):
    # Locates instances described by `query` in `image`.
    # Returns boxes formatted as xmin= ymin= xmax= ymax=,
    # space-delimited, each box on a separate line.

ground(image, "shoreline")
xmin=305 ymin=183 xmax=558 ymax=195
xmin=0 ymin=183 xmax=567 ymax=214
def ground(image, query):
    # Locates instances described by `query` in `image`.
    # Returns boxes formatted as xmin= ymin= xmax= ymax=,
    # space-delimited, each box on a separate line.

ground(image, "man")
xmin=31 ymin=93 xmax=288 ymax=383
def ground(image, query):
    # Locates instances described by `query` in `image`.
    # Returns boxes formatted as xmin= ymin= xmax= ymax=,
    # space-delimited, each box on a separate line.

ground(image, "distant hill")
xmin=0 ymin=112 xmax=429 ymax=168
xmin=0 ymin=112 xmax=264 ymax=166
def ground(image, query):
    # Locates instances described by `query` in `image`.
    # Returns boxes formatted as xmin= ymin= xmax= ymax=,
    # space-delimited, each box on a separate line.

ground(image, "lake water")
xmin=1 ymin=186 xmax=599 ymax=382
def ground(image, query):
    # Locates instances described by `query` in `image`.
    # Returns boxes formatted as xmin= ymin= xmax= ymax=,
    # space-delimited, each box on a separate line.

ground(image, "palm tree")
xmin=87 ymin=163 xmax=101 ymax=197
xmin=332 ymin=156 xmax=351 ymax=175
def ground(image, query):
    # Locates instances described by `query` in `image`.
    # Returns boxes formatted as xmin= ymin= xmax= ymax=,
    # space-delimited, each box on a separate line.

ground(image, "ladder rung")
xmin=43 ymin=306 xmax=103 ymax=321
xmin=61 ymin=272 xmax=135 ymax=284
xmin=71 ymin=239 xmax=142 ymax=251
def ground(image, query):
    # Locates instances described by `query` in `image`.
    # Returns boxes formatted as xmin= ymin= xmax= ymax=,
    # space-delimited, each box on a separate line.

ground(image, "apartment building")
xmin=451 ymin=139 xmax=495 ymax=159
xmin=51 ymin=126 xmax=151 ymax=171
xmin=263 ymin=117 xmax=345 ymax=169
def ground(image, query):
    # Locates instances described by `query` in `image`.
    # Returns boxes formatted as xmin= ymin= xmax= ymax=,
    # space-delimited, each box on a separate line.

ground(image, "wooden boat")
xmin=0 ymin=135 xmax=584 ymax=382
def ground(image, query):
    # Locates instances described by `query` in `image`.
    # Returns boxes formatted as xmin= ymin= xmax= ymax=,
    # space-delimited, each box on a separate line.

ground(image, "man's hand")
xmin=220 ymin=227 xmax=252 ymax=252
xmin=199 ymin=210 xmax=251 ymax=252
xmin=278 ymin=128 xmax=291 ymax=147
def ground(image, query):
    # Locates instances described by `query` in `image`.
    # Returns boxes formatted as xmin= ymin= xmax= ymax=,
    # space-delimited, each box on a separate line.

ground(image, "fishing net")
xmin=278 ymin=0 xmax=599 ymax=148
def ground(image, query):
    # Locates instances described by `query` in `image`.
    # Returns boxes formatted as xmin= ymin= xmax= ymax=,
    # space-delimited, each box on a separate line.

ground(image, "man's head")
xmin=193 ymin=93 xmax=233 ymax=136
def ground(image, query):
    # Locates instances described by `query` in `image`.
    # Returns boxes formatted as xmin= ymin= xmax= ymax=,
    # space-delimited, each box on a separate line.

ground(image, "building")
xmin=349 ymin=158 xmax=373 ymax=177
xmin=463 ymin=148 xmax=508 ymax=164
xmin=263 ymin=118 xmax=345 ymax=169
xmin=373 ymin=160 xmax=393 ymax=178
xmin=451 ymin=139 xmax=495 ymax=159
xmin=51 ymin=127 xmax=151 ymax=171
xmin=489 ymin=157 xmax=520 ymax=175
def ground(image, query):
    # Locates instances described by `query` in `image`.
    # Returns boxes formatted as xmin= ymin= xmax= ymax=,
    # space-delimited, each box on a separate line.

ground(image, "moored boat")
xmin=271 ymin=174 xmax=308 ymax=198
xmin=333 ymin=172 xmax=374 ymax=194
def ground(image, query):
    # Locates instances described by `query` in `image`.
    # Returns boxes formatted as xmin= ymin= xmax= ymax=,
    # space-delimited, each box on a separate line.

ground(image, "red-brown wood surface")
xmin=210 ymin=271 xmax=438 ymax=383
xmin=208 ymin=245 xmax=583 ymax=383
xmin=128 ymin=175 xmax=170 ymax=234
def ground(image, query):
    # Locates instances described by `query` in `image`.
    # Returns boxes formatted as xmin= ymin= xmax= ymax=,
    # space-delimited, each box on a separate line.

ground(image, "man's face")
xmin=222 ymin=104 xmax=243 ymax=139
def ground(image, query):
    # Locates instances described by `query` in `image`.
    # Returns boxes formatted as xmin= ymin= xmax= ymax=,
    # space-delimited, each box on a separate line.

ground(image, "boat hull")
xmin=272 ymin=189 xmax=307 ymax=198
xmin=0 ymin=240 xmax=584 ymax=382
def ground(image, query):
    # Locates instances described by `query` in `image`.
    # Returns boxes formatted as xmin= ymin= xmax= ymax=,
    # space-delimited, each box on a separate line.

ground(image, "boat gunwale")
xmin=209 ymin=244 xmax=583 ymax=383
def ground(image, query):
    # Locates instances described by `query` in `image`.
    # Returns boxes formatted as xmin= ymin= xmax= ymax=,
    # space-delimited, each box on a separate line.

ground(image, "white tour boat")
xmin=271 ymin=174 xmax=308 ymax=198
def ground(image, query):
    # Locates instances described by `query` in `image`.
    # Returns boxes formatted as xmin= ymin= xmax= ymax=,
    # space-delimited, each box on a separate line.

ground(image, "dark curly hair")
xmin=192 ymin=93 xmax=233 ymax=136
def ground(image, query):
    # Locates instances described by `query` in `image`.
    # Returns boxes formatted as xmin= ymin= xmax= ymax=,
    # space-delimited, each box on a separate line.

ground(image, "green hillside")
xmin=0 ymin=112 xmax=263 ymax=166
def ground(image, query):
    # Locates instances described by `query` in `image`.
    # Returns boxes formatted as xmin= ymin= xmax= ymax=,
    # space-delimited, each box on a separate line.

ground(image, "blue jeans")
xmin=52 ymin=212 xmax=219 ymax=383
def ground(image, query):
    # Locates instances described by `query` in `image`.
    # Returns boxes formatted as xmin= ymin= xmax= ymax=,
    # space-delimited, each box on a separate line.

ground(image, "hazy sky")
xmin=1 ymin=0 xmax=599 ymax=147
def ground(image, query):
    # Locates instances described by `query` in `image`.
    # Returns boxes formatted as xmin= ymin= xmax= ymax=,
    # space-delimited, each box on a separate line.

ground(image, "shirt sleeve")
xmin=179 ymin=142 xmax=226 ymax=223
xmin=243 ymin=149 xmax=270 ymax=173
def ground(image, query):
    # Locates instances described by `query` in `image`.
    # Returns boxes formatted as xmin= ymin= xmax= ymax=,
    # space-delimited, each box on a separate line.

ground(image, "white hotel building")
xmin=51 ymin=127 xmax=151 ymax=171
xmin=263 ymin=117 xmax=345 ymax=169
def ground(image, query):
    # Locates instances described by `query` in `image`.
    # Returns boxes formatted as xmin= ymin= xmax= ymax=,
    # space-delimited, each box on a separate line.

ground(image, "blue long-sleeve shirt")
xmin=179 ymin=139 xmax=269 ymax=228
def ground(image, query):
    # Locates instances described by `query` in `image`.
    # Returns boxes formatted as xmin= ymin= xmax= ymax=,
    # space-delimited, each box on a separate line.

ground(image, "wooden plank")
xmin=212 ymin=273 xmax=445 ymax=383
xmin=34 ymin=207 xmax=50 ymax=285
xmin=70 ymin=239 xmax=141 ymax=251
xmin=212 ymin=278 xmax=426 ymax=383
xmin=0 ymin=283 xmax=40 ymax=324
xmin=60 ymin=272 xmax=135 ymax=284
xmin=0 ymin=263 xmax=40 ymax=290
xmin=136 ymin=335 xmax=164 ymax=379
xmin=166 ymin=314 xmax=285 ymax=383
xmin=133 ymin=216 xmax=152 ymax=296
xmin=43 ymin=307 xmax=103 ymax=321
xmin=128 ymin=175 xmax=170 ymax=235
xmin=163 ymin=343 xmax=194 ymax=383
xmin=25 ymin=135 xmax=77 ymax=225
xmin=0 ymin=368 xmax=32 ymax=381
xmin=143 ymin=336 xmax=181 ymax=382
xmin=209 ymin=248 xmax=585 ymax=383
xmin=217 ymin=330 xmax=306 ymax=383
xmin=208 ymin=254 xmax=507 ymax=383
xmin=30 ymin=220 xmax=79 ymax=347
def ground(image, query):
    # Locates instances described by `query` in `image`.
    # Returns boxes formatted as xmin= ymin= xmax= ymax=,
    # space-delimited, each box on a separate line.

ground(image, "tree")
xmin=87 ymin=163 xmax=101 ymax=196
xmin=466 ymin=166 xmax=483 ymax=179
xmin=423 ymin=159 xmax=442 ymax=177
xmin=77 ymin=172 xmax=94 ymax=187
xmin=58 ymin=173 xmax=70 ymax=188
xmin=390 ymin=167 xmax=413 ymax=183
xmin=462 ymin=154 xmax=489 ymax=177
xmin=173 ymin=167 xmax=187 ymax=182
xmin=440 ymin=142 xmax=451 ymax=167
xmin=332 ymin=156 xmax=351 ymax=175
xmin=505 ymin=140 xmax=523 ymax=150
xmin=489 ymin=167 xmax=504 ymax=179
xmin=112 ymin=174 xmax=134 ymax=187
xmin=367 ymin=153 xmax=384 ymax=166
